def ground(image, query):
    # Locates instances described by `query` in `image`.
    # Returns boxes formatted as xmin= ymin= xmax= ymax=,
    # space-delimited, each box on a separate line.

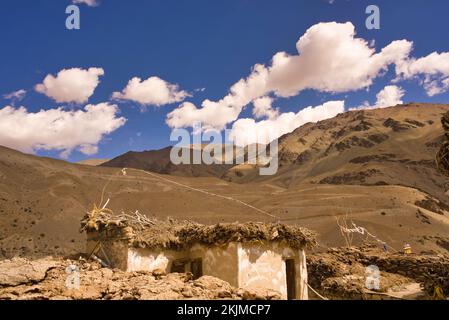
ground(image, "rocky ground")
xmin=0 ymin=257 xmax=281 ymax=300
xmin=0 ymin=246 xmax=448 ymax=300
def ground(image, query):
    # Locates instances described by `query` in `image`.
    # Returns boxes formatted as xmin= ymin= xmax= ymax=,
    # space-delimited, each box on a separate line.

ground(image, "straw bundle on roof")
xmin=80 ymin=209 xmax=317 ymax=250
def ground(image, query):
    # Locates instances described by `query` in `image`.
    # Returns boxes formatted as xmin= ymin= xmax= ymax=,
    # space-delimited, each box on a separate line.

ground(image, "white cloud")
xmin=264 ymin=23 xmax=411 ymax=97
xmin=166 ymin=64 xmax=271 ymax=130
xmin=3 ymin=89 xmax=26 ymax=101
xmin=35 ymin=67 xmax=104 ymax=104
xmin=396 ymin=52 xmax=449 ymax=77
xmin=252 ymin=96 xmax=279 ymax=120
xmin=355 ymin=85 xmax=405 ymax=110
xmin=112 ymin=76 xmax=190 ymax=108
xmin=168 ymin=21 xmax=449 ymax=130
xmin=395 ymin=52 xmax=449 ymax=96
xmin=230 ymin=101 xmax=345 ymax=146
xmin=373 ymin=85 xmax=405 ymax=108
xmin=167 ymin=22 xmax=412 ymax=131
xmin=0 ymin=103 xmax=126 ymax=159
xmin=72 ymin=0 xmax=99 ymax=7
xmin=166 ymin=101 xmax=241 ymax=130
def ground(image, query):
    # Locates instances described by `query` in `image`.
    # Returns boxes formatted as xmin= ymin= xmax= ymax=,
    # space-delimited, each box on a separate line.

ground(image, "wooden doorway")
xmin=285 ymin=259 xmax=296 ymax=300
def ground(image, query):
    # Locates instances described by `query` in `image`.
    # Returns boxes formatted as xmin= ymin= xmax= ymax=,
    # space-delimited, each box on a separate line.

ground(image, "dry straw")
xmin=80 ymin=206 xmax=317 ymax=251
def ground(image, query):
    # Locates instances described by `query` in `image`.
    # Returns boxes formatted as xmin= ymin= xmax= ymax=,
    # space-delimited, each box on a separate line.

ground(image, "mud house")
xmin=80 ymin=211 xmax=316 ymax=300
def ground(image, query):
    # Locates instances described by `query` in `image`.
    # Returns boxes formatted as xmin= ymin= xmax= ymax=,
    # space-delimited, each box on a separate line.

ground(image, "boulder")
xmin=0 ymin=258 xmax=59 ymax=287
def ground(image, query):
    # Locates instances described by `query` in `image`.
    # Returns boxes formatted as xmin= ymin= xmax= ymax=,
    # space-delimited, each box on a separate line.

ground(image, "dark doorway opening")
xmin=191 ymin=258 xmax=203 ymax=280
xmin=171 ymin=260 xmax=187 ymax=273
xmin=285 ymin=259 xmax=296 ymax=300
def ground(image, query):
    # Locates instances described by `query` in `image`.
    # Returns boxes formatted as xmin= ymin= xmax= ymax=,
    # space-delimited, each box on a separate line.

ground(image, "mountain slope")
xmin=101 ymin=146 xmax=233 ymax=178
xmin=0 ymin=146 xmax=271 ymax=259
xmin=225 ymin=103 xmax=449 ymax=203
xmin=1 ymin=103 xmax=449 ymax=259
xmin=77 ymin=159 xmax=110 ymax=166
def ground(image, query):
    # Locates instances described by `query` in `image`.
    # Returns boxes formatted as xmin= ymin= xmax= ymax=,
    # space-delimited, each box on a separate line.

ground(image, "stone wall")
xmin=308 ymin=247 xmax=449 ymax=298
xmin=361 ymin=253 xmax=449 ymax=295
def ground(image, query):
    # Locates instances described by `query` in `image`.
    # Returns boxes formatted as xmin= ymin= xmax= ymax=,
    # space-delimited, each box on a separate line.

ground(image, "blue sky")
xmin=1 ymin=0 xmax=449 ymax=162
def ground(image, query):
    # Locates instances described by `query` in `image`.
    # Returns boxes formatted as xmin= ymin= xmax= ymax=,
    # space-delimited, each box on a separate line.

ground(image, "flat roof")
xmin=81 ymin=210 xmax=317 ymax=251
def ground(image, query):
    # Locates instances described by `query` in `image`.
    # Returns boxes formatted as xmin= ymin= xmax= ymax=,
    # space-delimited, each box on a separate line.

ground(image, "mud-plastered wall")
xmin=237 ymin=242 xmax=308 ymax=300
xmin=127 ymin=248 xmax=188 ymax=272
xmin=190 ymin=243 xmax=239 ymax=287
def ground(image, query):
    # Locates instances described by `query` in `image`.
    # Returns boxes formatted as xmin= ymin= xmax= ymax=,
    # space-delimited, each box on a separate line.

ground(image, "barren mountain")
xmin=225 ymin=103 xmax=449 ymax=202
xmin=101 ymin=146 xmax=233 ymax=178
xmin=1 ymin=103 xmax=449 ymax=260
xmin=0 ymin=145 xmax=279 ymax=259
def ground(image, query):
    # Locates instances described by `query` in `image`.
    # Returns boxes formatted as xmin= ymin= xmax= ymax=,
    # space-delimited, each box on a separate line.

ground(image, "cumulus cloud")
xmin=3 ymin=89 xmax=26 ymax=102
xmin=73 ymin=0 xmax=99 ymax=7
xmin=166 ymin=64 xmax=270 ymax=130
xmin=35 ymin=67 xmax=104 ymax=104
xmin=112 ymin=76 xmax=190 ymax=108
xmin=167 ymin=22 xmax=412 ymax=131
xmin=166 ymin=101 xmax=241 ymax=130
xmin=0 ymin=103 xmax=126 ymax=159
xmin=230 ymin=101 xmax=345 ymax=146
xmin=266 ymin=23 xmax=410 ymax=97
xmin=252 ymin=96 xmax=279 ymax=120
xmin=355 ymin=85 xmax=405 ymax=110
xmin=395 ymin=52 xmax=449 ymax=96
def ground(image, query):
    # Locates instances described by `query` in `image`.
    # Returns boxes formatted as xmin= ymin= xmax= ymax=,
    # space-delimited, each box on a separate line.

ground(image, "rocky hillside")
xmin=226 ymin=103 xmax=449 ymax=203
xmin=101 ymin=146 xmax=234 ymax=178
